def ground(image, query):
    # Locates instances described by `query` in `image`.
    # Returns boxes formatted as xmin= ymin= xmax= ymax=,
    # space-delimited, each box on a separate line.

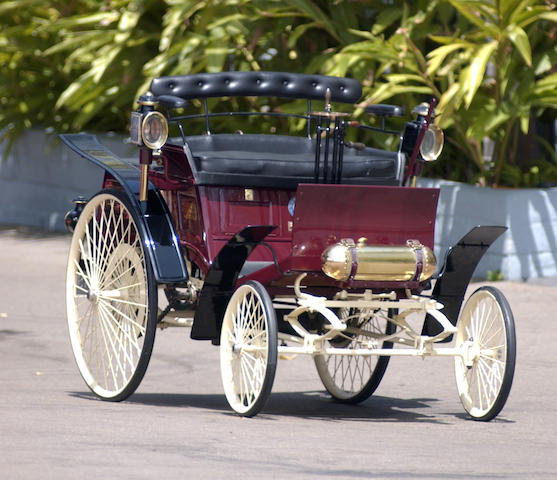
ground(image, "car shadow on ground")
xmin=69 ymin=390 xmax=453 ymax=424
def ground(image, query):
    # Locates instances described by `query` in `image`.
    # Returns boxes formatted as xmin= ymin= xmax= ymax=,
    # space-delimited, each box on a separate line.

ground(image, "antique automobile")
xmin=60 ymin=71 xmax=516 ymax=420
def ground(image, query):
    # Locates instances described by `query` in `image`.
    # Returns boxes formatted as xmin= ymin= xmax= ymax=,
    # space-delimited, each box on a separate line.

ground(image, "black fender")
xmin=190 ymin=225 xmax=277 ymax=342
xmin=422 ymin=226 xmax=507 ymax=340
xmin=59 ymin=133 xmax=188 ymax=284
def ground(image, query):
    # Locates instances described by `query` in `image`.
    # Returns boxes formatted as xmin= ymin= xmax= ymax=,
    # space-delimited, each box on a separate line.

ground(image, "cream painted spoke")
xmin=481 ymin=325 xmax=504 ymax=347
xmin=101 ymin=300 xmax=146 ymax=335
xmin=98 ymin=295 xmax=147 ymax=310
xmin=104 ymin=281 xmax=143 ymax=292
xmin=97 ymin=306 xmax=120 ymax=389
xmin=92 ymin=211 xmax=103 ymax=280
xmin=75 ymin=284 xmax=89 ymax=295
xmin=101 ymin=244 xmax=136 ymax=288
xmin=245 ymin=330 xmax=266 ymax=344
xmin=85 ymin=222 xmax=99 ymax=281
xmin=240 ymin=360 xmax=256 ymax=401
xmin=98 ymin=296 xmax=138 ymax=388
xmin=98 ymin=308 xmax=138 ymax=377
xmin=479 ymin=353 xmax=505 ymax=365
xmin=74 ymin=259 xmax=92 ymax=291
xmin=98 ymin=301 xmax=143 ymax=357
xmin=78 ymin=239 xmax=94 ymax=286
xmin=97 ymin=304 xmax=125 ymax=377
xmin=101 ymin=238 xmax=138 ymax=287
xmin=99 ymin=208 xmax=135 ymax=286
xmin=80 ymin=304 xmax=95 ymax=345
xmin=478 ymin=302 xmax=492 ymax=341
xmin=478 ymin=357 xmax=501 ymax=394
xmin=241 ymin=350 xmax=265 ymax=369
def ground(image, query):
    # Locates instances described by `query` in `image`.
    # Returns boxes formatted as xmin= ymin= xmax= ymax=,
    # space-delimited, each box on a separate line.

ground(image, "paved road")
xmin=1 ymin=226 xmax=556 ymax=479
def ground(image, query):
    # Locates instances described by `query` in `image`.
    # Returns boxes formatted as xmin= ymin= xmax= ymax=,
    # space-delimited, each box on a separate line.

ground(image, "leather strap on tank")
xmin=408 ymin=239 xmax=424 ymax=282
xmin=349 ymin=245 xmax=358 ymax=281
xmin=339 ymin=238 xmax=358 ymax=281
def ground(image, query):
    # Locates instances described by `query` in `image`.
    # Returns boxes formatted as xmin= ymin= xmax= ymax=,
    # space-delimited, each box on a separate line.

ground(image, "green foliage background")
xmin=1 ymin=0 xmax=556 ymax=186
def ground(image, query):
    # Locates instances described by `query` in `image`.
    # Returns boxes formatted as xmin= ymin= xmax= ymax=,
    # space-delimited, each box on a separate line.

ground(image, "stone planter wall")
xmin=2 ymin=130 xmax=557 ymax=281
xmin=420 ymin=178 xmax=557 ymax=281
xmin=0 ymin=130 xmax=134 ymax=231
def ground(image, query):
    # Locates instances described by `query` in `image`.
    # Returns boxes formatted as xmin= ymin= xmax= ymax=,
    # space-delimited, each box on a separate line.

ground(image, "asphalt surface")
xmin=1 ymin=226 xmax=556 ymax=479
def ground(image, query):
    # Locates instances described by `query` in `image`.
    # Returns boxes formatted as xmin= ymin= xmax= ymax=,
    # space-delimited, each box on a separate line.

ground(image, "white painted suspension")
xmin=276 ymin=273 xmax=464 ymax=360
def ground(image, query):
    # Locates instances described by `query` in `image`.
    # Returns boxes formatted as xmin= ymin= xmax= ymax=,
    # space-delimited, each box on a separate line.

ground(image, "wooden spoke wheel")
xmin=66 ymin=189 xmax=157 ymax=401
xmin=220 ymin=281 xmax=277 ymax=417
xmin=454 ymin=286 xmax=516 ymax=421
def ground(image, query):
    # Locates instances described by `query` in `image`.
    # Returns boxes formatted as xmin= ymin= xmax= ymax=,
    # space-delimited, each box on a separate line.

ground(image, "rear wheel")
xmin=220 ymin=281 xmax=277 ymax=416
xmin=66 ymin=189 xmax=157 ymax=401
xmin=454 ymin=286 xmax=516 ymax=421
xmin=314 ymin=308 xmax=395 ymax=403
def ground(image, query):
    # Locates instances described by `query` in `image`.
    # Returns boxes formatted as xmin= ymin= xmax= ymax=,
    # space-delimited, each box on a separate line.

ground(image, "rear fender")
xmin=60 ymin=134 xmax=188 ymax=284
xmin=191 ymin=225 xmax=276 ymax=342
xmin=422 ymin=226 xmax=507 ymax=340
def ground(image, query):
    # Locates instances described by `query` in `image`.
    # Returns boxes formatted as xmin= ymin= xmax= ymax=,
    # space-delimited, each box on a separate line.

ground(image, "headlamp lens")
xmin=141 ymin=111 xmax=168 ymax=149
xmin=420 ymin=124 xmax=444 ymax=161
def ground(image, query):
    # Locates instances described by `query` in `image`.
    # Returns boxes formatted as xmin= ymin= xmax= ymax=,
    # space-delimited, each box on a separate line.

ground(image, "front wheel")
xmin=454 ymin=286 xmax=516 ymax=421
xmin=220 ymin=281 xmax=277 ymax=417
xmin=66 ymin=189 xmax=157 ymax=401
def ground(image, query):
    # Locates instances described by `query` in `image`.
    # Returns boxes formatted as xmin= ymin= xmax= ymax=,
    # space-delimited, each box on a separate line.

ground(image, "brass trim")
xmin=307 ymin=111 xmax=351 ymax=119
xmin=139 ymin=164 xmax=149 ymax=202
xmin=137 ymin=91 xmax=157 ymax=107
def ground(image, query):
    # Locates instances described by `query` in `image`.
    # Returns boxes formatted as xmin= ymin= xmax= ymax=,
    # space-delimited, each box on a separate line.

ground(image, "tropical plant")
xmin=1 ymin=0 xmax=365 ymax=140
xmin=0 ymin=1 xmax=72 ymax=152
xmin=1 ymin=0 xmax=556 ymax=188
xmin=337 ymin=0 xmax=557 ymax=185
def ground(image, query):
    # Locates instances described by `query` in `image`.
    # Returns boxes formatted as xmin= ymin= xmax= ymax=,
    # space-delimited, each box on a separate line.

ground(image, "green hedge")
xmin=1 ymin=0 xmax=556 ymax=186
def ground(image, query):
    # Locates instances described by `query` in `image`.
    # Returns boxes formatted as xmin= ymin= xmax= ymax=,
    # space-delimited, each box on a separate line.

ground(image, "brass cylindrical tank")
xmin=321 ymin=238 xmax=436 ymax=282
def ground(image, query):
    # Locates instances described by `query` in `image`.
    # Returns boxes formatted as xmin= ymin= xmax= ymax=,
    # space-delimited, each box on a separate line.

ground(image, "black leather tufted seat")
xmin=152 ymin=72 xmax=404 ymax=188
xmin=179 ymin=134 xmax=403 ymax=189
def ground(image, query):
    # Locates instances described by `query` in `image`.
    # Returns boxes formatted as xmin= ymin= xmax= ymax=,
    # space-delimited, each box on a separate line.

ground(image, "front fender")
xmin=190 ymin=225 xmax=277 ymax=342
xmin=60 ymin=133 xmax=188 ymax=284
xmin=422 ymin=226 xmax=507 ymax=340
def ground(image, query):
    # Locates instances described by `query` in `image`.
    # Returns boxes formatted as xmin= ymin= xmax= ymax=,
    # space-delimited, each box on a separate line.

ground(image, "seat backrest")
xmin=149 ymin=71 xmax=362 ymax=104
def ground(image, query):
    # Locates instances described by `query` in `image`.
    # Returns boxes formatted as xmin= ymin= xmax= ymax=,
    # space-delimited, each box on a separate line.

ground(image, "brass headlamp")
xmin=130 ymin=92 xmax=168 ymax=150
xmin=130 ymin=92 xmax=169 ymax=202
xmin=411 ymin=103 xmax=444 ymax=162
